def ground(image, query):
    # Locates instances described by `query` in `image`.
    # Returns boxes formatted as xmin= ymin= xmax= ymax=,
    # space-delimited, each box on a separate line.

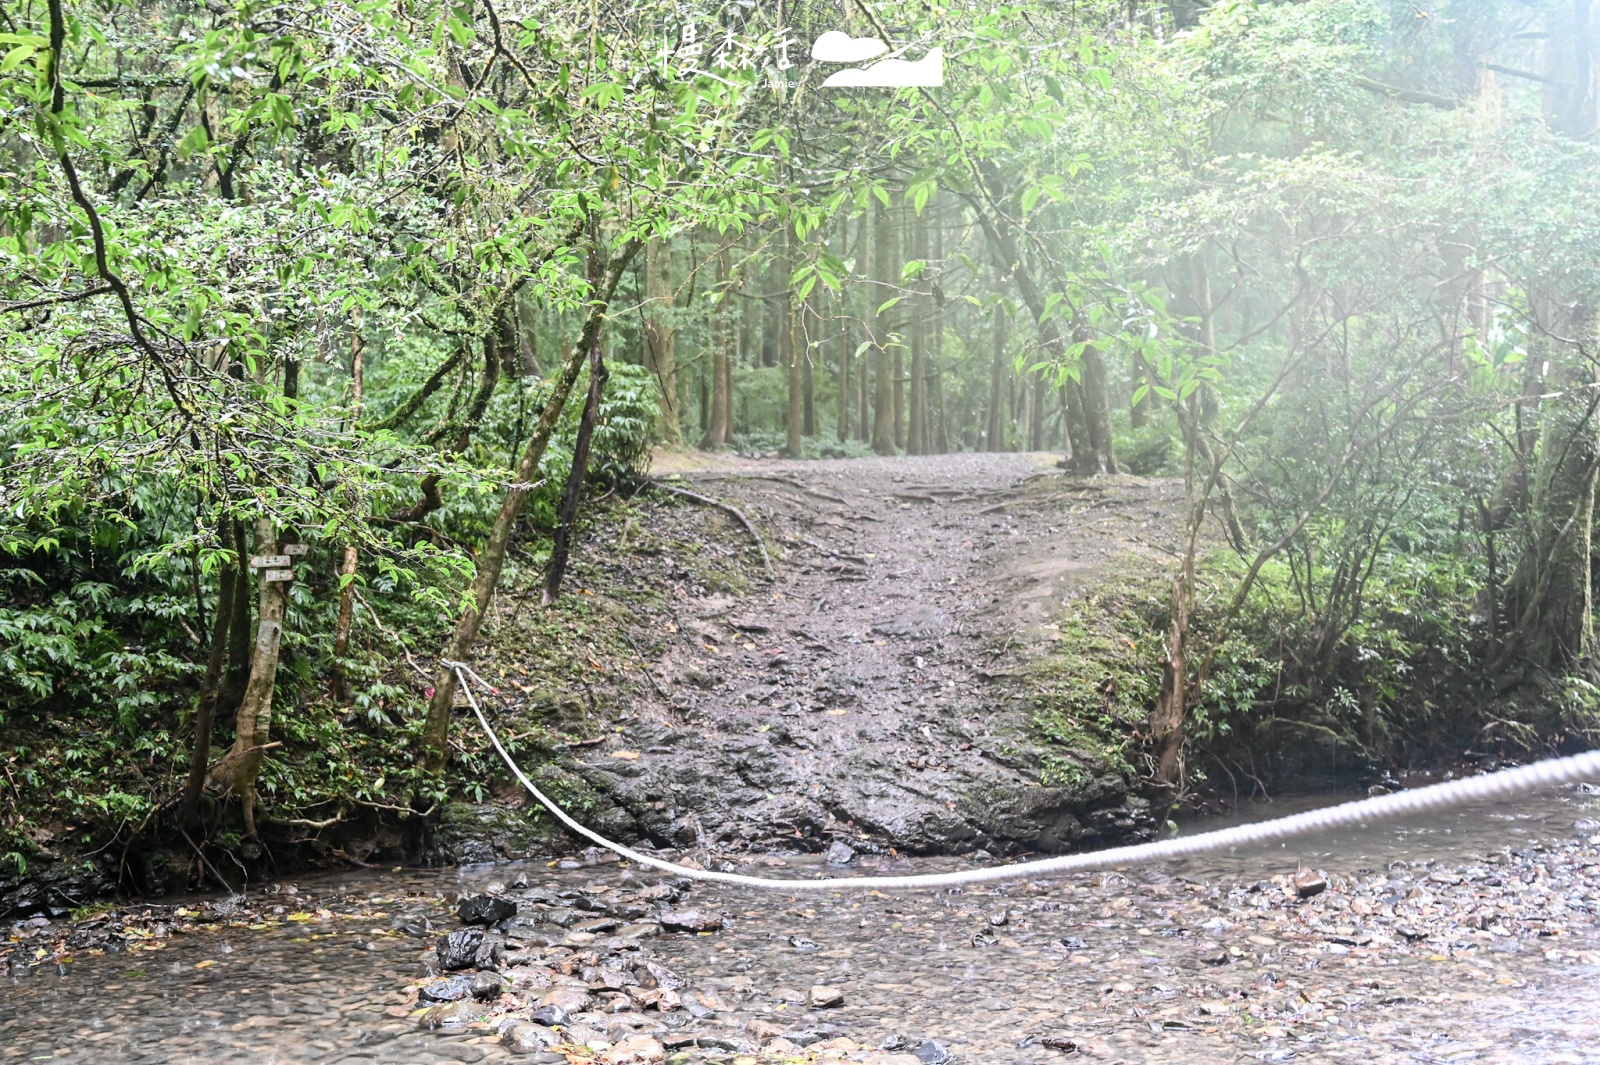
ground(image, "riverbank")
xmin=4 ymin=786 xmax=1598 ymax=1064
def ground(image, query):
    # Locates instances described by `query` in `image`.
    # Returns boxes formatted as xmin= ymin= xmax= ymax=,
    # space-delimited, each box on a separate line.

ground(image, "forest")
xmin=2 ymin=0 xmax=1599 ymax=911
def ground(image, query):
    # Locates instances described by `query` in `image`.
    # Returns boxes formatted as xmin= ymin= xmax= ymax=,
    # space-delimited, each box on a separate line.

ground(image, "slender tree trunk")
xmin=1078 ymin=335 xmax=1119 ymax=473
xmin=802 ymin=317 xmax=815 ymax=438
xmin=700 ymin=248 xmax=732 ymax=449
xmin=987 ymin=311 xmax=1007 ymax=452
xmin=331 ymin=320 xmax=365 ymax=703
xmin=1504 ymin=309 xmax=1599 ymax=672
xmin=644 ymin=237 xmax=681 ymax=445
xmin=544 ymin=336 xmax=608 ymax=604
xmin=781 ymin=227 xmax=803 ymax=458
xmin=1064 ymin=381 xmax=1089 ymax=466
xmin=420 ymin=237 xmax=640 ymax=772
xmin=1029 ymin=373 xmax=1045 ymax=451
xmin=1150 ymin=573 xmax=1191 ymax=796
xmin=212 ymin=517 xmax=288 ymax=838
xmin=220 ymin=521 xmax=252 ymax=710
xmin=182 ymin=528 xmax=237 ymax=824
xmin=837 ymin=290 xmax=851 ymax=443
xmin=872 ymin=200 xmax=897 ymax=455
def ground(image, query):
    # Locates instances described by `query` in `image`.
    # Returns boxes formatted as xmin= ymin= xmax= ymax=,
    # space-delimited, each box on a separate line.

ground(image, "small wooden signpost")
xmin=283 ymin=544 xmax=309 ymax=556
xmin=261 ymin=569 xmax=296 ymax=583
xmin=249 ymin=555 xmax=291 ymax=569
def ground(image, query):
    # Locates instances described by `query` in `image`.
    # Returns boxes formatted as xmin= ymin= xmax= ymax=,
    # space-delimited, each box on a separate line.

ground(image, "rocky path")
xmin=574 ymin=454 xmax=1188 ymax=859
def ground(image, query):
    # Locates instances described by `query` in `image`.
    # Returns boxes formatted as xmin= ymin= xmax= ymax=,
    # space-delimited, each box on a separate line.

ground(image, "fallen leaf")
xmin=610 ymin=750 xmax=640 ymax=760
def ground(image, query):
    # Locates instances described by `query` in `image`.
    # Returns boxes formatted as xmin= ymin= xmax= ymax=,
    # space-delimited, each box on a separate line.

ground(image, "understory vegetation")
xmin=4 ymin=0 xmax=1600 ymax=898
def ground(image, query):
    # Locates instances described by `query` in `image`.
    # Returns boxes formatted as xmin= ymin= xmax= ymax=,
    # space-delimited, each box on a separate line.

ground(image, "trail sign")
xmin=250 ymin=555 xmax=290 ymax=569
xmin=261 ymin=569 xmax=296 ymax=583
xmin=283 ymin=544 xmax=309 ymax=556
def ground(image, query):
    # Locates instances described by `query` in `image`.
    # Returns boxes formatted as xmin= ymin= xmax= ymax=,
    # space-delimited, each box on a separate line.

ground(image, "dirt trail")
xmin=571 ymin=453 xmax=1187 ymax=858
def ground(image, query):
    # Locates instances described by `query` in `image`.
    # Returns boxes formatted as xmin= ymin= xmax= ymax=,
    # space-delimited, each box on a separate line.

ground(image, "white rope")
xmin=446 ymin=661 xmax=1600 ymax=892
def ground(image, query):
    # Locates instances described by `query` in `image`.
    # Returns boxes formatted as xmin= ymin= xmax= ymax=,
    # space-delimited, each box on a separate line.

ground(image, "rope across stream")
xmin=447 ymin=661 xmax=1600 ymax=892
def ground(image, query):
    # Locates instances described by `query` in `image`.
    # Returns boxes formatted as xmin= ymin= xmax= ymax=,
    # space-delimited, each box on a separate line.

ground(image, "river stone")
xmin=644 ymin=959 xmax=687 ymax=991
xmin=501 ymin=1022 xmax=559 ymax=1053
xmin=437 ymin=928 xmax=484 ymax=970
xmin=470 ymin=970 xmax=504 ymax=1000
xmin=599 ymin=1034 xmax=666 ymax=1064
xmin=526 ymin=1003 xmax=569 ymax=1027
xmin=807 ymin=985 xmax=845 ymax=1009
xmin=538 ymin=986 xmax=593 ymax=1014
xmin=659 ymin=910 xmax=722 ymax=933
xmin=458 ymin=894 xmax=518 ymax=926
xmin=1293 ymin=870 xmax=1328 ymax=898
xmin=475 ymin=933 xmax=507 ymax=970
xmin=418 ymin=975 xmax=475 ymax=1003
xmin=913 ymin=1040 xmax=954 ymax=1064
xmin=824 ymin=841 xmax=856 ymax=866
xmin=420 ymin=1000 xmax=480 ymax=1029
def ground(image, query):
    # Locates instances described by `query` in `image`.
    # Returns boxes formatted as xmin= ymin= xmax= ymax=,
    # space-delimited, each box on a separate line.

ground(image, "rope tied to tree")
xmin=446 ymin=660 xmax=1600 ymax=891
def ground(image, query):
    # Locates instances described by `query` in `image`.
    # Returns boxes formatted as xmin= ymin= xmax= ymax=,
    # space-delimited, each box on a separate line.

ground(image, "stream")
xmin=3 ymin=785 xmax=1598 ymax=1065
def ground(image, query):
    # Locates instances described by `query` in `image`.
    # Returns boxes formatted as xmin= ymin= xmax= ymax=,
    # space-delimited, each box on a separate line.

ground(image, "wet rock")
xmin=644 ymin=959 xmax=687 ymax=991
xmin=527 ymin=1003 xmax=570 ymax=1027
xmin=914 ymin=1040 xmax=954 ymax=1064
xmin=616 ymin=921 xmax=663 ymax=940
xmin=418 ymin=975 xmax=475 ymax=1003
xmin=420 ymin=999 xmax=480 ymax=1028
xmin=437 ymin=928 xmax=485 ymax=971
xmin=470 ymin=970 xmax=504 ymax=1000
xmin=659 ymin=909 xmax=722 ymax=933
xmin=1198 ymin=946 xmax=1230 ymax=965
xmin=600 ymin=1034 xmax=666 ymax=1064
xmin=789 ymin=934 xmax=820 ymax=953
xmin=538 ymin=986 xmax=593 ymax=1014
xmin=391 ymin=914 xmax=433 ymax=937
xmin=824 ymin=841 xmax=856 ymax=866
xmin=502 ymin=1022 xmax=559 ymax=1053
xmin=807 ymin=985 xmax=845 ymax=1009
xmin=1293 ymin=870 xmax=1328 ymax=898
xmin=458 ymin=894 xmax=517 ymax=926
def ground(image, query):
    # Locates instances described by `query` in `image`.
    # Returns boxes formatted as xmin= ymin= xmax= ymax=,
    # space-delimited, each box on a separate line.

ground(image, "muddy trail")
xmin=544 ymin=452 xmax=1183 ymax=863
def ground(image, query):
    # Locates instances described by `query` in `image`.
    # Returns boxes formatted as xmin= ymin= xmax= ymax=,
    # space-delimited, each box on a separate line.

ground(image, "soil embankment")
xmin=452 ymin=453 xmax=1189 ymax=863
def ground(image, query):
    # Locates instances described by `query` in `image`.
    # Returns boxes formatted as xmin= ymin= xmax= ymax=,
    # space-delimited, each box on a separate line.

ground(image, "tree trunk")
xmin=987 ymin=311 xmax=1008 ymax=452
xmin=419 ymin=237 xmax=639 ymax=772
xmin=872 ymin=200 xmax=897 ymax=455
xmin=781 ymin=228 xmax=804 ymax=458
xmin=181 ymin=528 xmax=237 ymax=824
xmin=1504 ymin=318 xmax=1599 ymax=673
xmin=211 ymin=517 xmax=288 ymax=838
xmin=221 ymin=520 xmax=252 ymax=709
xmin=543 ymin=335 xmax=608 ymax=604
xmin=644 ymin=237 xmax=681 ymax=445
xmin=836 ymin=290 xmax=851 ymax=443
xmin=331 ymin=320 xmax=365 ymax=703
xmin=1150 ymin=573 xmax=1191 ymax=796
xmin=700 ymin=248 xmax=732 ymax=449
xmin=1078 ymin=335 xmax=1119 ymax=474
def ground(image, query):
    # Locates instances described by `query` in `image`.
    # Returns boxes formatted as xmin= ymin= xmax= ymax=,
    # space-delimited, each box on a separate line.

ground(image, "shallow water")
xmin=3 ymin=786 xmax=1598 ymax=1065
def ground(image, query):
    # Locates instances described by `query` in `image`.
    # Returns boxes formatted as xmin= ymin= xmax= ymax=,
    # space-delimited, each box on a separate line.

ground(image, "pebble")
xmin=659 ymin=910 xmax=723 ymax=933
xmin=457 ymin=894 xmax=518 ymax=926
xmin=501 ymin=1022 xmax=558 ymax=1053
xmin=807 ymin=985 xmax=845 ymax=1009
